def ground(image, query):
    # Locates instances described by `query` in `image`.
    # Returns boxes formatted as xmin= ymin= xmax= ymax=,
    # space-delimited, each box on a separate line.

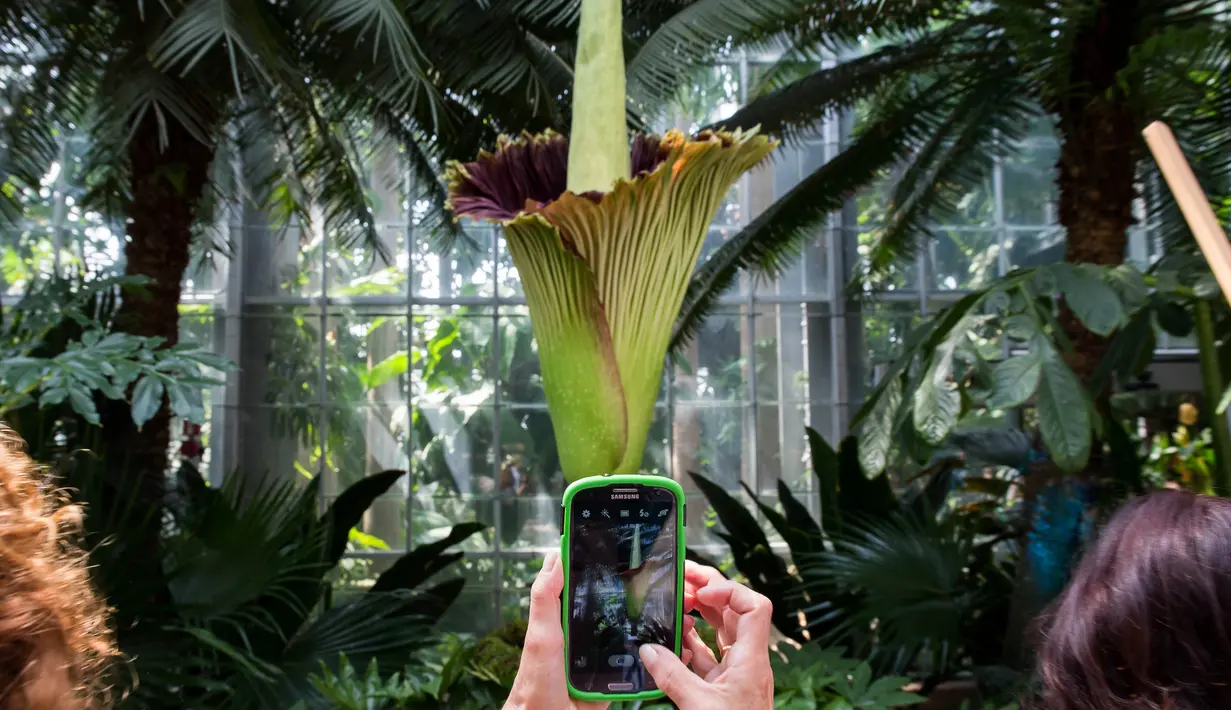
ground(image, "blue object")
xmin=1026 ymin=478 xmax=1097 ymax=602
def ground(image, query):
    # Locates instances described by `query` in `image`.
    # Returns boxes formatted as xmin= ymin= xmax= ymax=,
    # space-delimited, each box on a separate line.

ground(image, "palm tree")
xmin=0 ymin=1 xmax=579 ymax=476
xmin=664 ymin=0 xmax=1230 ymax=383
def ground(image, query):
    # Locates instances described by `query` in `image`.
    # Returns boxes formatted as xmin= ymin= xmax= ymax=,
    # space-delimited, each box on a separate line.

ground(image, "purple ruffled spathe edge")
xmin=447 ymin=133 xmax=673 ymax=222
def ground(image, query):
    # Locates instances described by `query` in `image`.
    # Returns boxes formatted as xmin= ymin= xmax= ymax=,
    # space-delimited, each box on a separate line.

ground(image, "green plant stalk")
xmin=567 ymin=0 xmax=629 ymax=194
xmin=1194 ymin=299 xmax=1231 ymax=496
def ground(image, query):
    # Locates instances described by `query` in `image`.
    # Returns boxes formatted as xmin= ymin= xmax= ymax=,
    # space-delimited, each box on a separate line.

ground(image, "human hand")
xmin=503 ymin=551 xmax=608 ymax=710
xmin=637 ymin=562 xmax=774 ymax=710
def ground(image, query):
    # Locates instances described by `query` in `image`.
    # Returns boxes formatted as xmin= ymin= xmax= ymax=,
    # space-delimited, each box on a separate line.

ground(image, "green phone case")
xmin=560 ymin=474 xmax=686 ymax=702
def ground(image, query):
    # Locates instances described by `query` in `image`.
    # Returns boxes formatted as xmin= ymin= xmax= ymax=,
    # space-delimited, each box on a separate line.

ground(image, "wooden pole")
xmin=1142 ymin=121 xmax=1231 ymax=305
xmin=1142 ymin=121 xmax=1231 ymax=490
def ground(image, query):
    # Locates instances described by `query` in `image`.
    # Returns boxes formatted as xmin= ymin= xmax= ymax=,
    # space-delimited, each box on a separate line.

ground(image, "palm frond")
xmin=1134 ymin=26 xmax=1231 ymax=251
xmin=151 ymin=0 xmax=286 ymax=95
xmin=711 ymin=28 xmax=989 ymax=143
xmin=796 ymin=511 xmax=1001 ymax=674
xmin=306 ymin=0 xmax=434 ymax=92
xmin=626 ymin=0 xmax=810 ymax=107
xmin=670 ymin=83 xmax=962 ymax=354
xmin=370 ymin=107 xmax=471 ymax=252
xmin=0 ymin=3 xmax=108 ymax=222
xmin=861 ymin=72 xmax=1040 ymax=285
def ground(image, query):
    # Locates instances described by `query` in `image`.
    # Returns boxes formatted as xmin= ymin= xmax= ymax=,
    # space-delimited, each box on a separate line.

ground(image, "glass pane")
xmin=639 ymin=404 xmax=672 ymax=475
xmin=861 ymin=303 xmax=925 ymax=388
xmin=1006 ymin=227 xmax=1065 ymax=270
xmin=228 ymin=307 xmax=323 ymax=407
xmin=1003 ymin=138 xmax=1060 ymax=227
xmin=330 ymin=224 xmax=409 ymax=298
xmin=930 ymin=229 xmax=1000 ymax=290
xmin=414 ymin=223 xmax=495 ymax=299
xmin=673 ymin=309 xmax=746 ymax=402
xmin=220 ymin=405 xmax=320 ymax=483
xmin=411 ymin=306 xmax=495 ymax=400
xmin=409 ymin=482 xmax=489 ymax=549
xmin=325 ymin=403 xmax=410 ymax=501
xmin=326 ymin=307 xmax=410 ymax=401
xmin=411 ymin=403 xmax=498 ymax=516
xmin=674 ymin=63 xmax=743 ymax=130
xmin=673 ymin=403 xmax=745 ymax=490
xmin=246 ymin=224 xmax=323 ymax=298
xmin=851 ymin=228 xmax=922 ymax=292
xmin=752 ymin=306 xmax=810 ymax=403
xmin=755 ymin=401 xmax=811 ymax=492
xmin=497 ymin=310 xmax=544 ymax=405
xmin=501 ymin=405 xmax=559 ymax=495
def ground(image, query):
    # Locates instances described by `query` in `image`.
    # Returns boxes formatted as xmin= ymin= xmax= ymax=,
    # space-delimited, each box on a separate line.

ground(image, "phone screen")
xmin=567 ymin=483 xmax=679 ymax=695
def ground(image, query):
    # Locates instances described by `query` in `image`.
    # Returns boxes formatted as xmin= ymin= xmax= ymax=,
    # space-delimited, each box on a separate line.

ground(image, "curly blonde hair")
xmin=0 ymin=428 xmax=116 ymax=709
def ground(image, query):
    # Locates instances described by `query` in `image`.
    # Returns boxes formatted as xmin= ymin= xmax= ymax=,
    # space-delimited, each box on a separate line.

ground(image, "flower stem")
xmin=1194 ymin=298 xmax=1231 ymax=495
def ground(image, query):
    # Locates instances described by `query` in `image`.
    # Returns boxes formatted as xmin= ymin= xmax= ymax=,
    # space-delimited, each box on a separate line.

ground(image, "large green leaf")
xmin=1151 ymin=293 xmax=1195 ymax=337
xmin=370 ymin=522 xmax=487 ymax=592
xmin=1105 ymin=264 xmax=1149 ymax=312
xmin=807 ymin=426 xmax=841 ymax=536
xmin=986 ymin=353 xmax=1042 ymax=410
xmin=1051 ymin=263 xmax=1127 ymax=336
xmin=1035 ymin=350 xmax=1092 ymax=471
xmin=913 ymin=318 xmax=968 ymax=445
xmin=324 ymin=469 xmax=407 ymax=563
xmin=858 ymin=375 xmax=902 ymax=477
xmin=836 ymin=437 xmax=898 ymax=523
xmin=689 ymin=472 xmax=804 ymax=640
xmin=1090 ymin=305 xmax=1156 ymax=392
xmin=740 ymin=481 xmax=823 ymax=556
xmin=948 ymin=428 xmax=1034 ymax=469
xmin=776 ymin=480 xmax=825 ymax=554
xmin=131 ymin=374 xmax=166 ymax=427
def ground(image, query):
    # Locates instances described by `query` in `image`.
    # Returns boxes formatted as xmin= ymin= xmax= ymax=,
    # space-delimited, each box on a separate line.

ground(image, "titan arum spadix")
xmin=445 ymin=0 xmax=774 ymax=481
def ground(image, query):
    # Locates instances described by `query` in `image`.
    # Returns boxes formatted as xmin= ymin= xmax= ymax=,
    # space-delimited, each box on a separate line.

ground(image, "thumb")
xmin=639 ymin=644 xmax=706 ymax=706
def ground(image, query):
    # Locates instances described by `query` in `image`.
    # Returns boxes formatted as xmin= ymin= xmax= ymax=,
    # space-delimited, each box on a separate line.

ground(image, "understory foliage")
xmin=852 ymin=260 xmax=1214 ymax=478
xmin=0 ymin=276 xmax=229 ymax=429
xmin=311 ymin=630 xmax=930 ymax=710
xmin=694 ymin=427 xmax=1020 ymax=684
xmin=61 ymin=458 xmax=484 ymax=709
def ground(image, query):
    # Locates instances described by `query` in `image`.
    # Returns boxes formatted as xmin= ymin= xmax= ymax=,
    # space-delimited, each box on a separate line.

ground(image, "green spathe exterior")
xmin=445 ymin=0 xmax=775 ymax=481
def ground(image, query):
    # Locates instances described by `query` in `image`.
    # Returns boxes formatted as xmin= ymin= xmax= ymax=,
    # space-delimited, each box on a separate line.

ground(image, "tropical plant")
xmin=306 ymin=641 xmax=507 ymax=710
xmin=770 ymin=645 xmax=925 ymax=710
xmin=446 ymin=0 xmax=775 ymax=480
xmin=675 ymin=0 xmax=1231 ymax=375
xmin=850 ymin=261 xmax=1202 ymax=482
xmin=307 ymin=621 xmax=543 ymax=710
xmin=692 ymin=425 xmax=1020 ymax=683
xmin=61 ymin=454 xmax=484 ymax=709
xmin=0 ymin=0 xmax=583 ymax=475
xmin=313 ymin=636 xmax=931 ymax=710
xmin=1143 ymin=421 xmax=1217 ymax=493
xmin=0 ymin=274 xmax=229 ymax=427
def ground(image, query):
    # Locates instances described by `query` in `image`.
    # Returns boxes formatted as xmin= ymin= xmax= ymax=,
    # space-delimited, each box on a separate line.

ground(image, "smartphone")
xmin=561 ymin=474 xmax=685 ymax=702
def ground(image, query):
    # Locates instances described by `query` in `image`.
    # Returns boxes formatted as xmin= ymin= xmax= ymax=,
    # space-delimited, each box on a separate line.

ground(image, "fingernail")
xmin=639 ymin=644 xmax=659 ymax=663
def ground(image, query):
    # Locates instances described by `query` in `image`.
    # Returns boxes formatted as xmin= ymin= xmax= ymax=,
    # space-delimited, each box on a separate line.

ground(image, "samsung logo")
xmin=610 ymin=493 xmax=639 ymax=500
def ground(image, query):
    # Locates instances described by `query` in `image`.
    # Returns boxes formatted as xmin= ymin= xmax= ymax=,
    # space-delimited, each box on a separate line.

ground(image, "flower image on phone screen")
xmin=566 ymin=483 xmax=678 ymax=695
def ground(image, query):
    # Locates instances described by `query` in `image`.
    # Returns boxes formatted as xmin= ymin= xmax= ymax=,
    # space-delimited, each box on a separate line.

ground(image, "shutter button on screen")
xmin=608 ymin=654 xmax=634 ymax=668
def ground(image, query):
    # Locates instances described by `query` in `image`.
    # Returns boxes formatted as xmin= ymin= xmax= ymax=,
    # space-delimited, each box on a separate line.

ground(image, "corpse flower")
xmin=445 ymin=0 xmax=774 ymax=481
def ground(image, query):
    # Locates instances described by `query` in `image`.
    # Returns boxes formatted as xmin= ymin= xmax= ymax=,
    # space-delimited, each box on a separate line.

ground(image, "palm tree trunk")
xmin=1004 ymin=0 xmax=1142 ymax=663
xmin=100 ymin=111 xmax=214 ymax=485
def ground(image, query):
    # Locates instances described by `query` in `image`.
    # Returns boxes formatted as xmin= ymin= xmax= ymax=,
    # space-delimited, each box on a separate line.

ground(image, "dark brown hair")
xmin=1035 ymin=489 xmax=1231 ymax=710
xmin=0 ymin=428 xmax=116 ymax=709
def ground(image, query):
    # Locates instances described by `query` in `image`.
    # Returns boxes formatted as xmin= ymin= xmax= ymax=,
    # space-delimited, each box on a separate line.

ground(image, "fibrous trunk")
xmin=1004 ymin=0 xmax=1141 ymax=667
xmin=100 ymin=110 xmax=214 ymax=486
